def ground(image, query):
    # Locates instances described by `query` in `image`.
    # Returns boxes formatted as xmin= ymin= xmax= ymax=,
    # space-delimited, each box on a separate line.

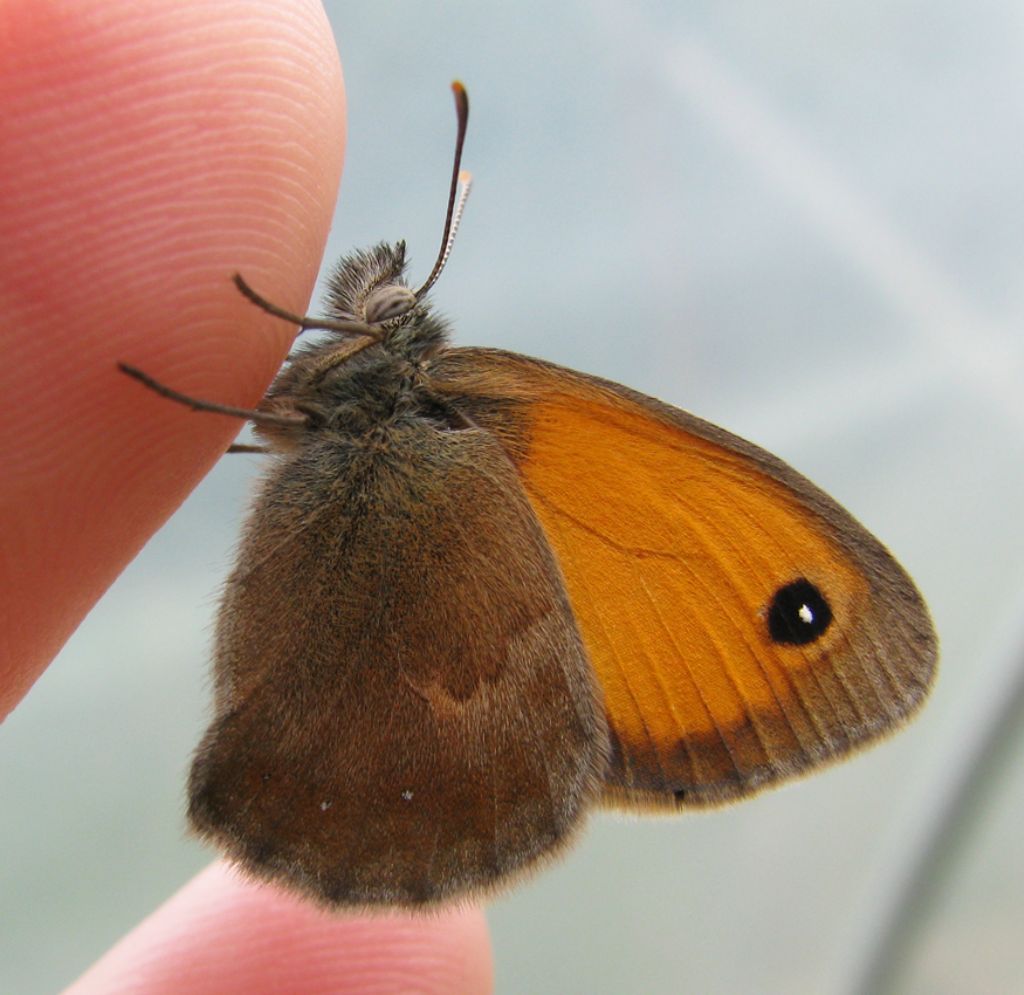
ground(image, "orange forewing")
xmin=431 ymin=348 xmax=937 ymax=808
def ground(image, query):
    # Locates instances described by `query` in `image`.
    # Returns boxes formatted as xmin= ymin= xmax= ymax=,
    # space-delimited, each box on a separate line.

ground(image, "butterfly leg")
xmin=226 ymin=444 xmax=271 ymax=455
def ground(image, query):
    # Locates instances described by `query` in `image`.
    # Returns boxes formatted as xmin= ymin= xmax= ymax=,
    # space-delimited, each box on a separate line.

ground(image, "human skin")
xmin=1 ymin=1 xmax=493 ymax=990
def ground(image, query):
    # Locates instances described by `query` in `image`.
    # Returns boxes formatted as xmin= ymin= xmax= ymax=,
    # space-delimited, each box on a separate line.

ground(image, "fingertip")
xmin=65 ymin=864 xmax=494 ymax=995
xmin=0 ymin=0 xmax=344 ymax=712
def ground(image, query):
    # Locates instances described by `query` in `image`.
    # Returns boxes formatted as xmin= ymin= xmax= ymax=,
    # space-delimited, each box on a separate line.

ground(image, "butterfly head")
xmin=322 ymin=240 xmax=450 ymax=359
xmin=315 ymin=83 xmax=471 ymax=362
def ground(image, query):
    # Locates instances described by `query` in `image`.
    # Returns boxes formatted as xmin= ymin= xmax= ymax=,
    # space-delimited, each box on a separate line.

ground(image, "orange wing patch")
xmin=523 ymin=396 xmax=874 ymax=804
xmin=431 ymin=349 xmax=936 ymax=809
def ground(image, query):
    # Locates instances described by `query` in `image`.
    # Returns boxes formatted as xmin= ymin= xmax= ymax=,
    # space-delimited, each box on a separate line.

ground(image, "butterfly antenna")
xmin=414 ymin=81 xmax=472 ymax=301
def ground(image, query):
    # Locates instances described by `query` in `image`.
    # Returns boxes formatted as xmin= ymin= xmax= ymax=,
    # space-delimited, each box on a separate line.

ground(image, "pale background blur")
xmin=4 ymin=2 xmax=1023 ymax=992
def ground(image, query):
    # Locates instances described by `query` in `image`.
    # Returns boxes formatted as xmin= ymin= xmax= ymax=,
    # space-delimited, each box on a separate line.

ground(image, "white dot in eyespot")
xmin=798 ymin=603 xmax=814 ymax=625
xmin=402 ymin=790 xmax=414 ymax=801
xmin=320 ymin=800 xmax=332 ymax=811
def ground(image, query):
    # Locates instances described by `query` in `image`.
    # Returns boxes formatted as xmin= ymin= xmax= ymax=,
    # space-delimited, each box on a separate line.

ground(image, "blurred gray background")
xmin=4 ymin=2 xmax=1023 ymax=992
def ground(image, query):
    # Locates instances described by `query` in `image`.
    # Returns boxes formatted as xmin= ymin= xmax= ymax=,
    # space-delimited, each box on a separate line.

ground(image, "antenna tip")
xmin=458 ymin=169 xmax=473 ymax=185
xmin=451 ymin=80 xmax=469 ymax=115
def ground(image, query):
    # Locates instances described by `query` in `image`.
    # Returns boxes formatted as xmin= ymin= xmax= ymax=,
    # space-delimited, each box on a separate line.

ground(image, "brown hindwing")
xmin=189 ymin=421 xmax=607 ymax=906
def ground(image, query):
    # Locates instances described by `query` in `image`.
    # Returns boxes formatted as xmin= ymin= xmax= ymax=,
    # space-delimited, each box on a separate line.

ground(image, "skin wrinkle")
xmin=9 ymin=101 xmax=335 ymax=442
xmin=9 ymin=28 xmax=335 ymax=198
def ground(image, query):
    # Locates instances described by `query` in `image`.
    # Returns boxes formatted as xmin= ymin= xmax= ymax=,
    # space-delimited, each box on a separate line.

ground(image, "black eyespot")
xmin=767 ymin=579 xmax=832 ymax=645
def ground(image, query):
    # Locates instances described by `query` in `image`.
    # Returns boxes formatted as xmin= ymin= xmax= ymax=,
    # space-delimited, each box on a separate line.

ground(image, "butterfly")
xmin=121 ymin=82 xmax=937 ymax=907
